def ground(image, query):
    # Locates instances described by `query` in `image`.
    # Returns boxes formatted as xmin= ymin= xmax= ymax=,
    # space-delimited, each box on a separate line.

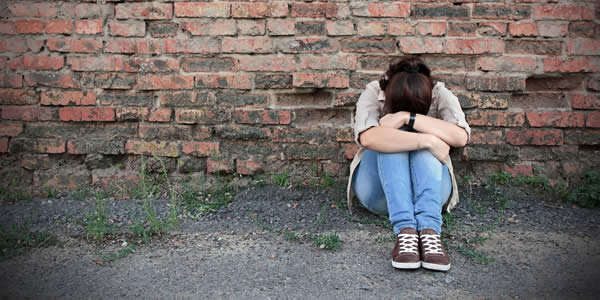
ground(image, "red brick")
xmin=207 ymin=159 xmax=234 ymax=174
xmin=45 ymin=20 xmax=72 ymax=35
xmin=417 ymin=22 xmax=446 ymax=36
xmin=470 ymin=129 xmax=505 ymax=145
xmin=116 ymin=3 xmax=173 ymax=20
xmin=233 ymin=110 xmax=291 ymax=125
xmin=175 ymin=2 xmax=230 ymax=18
xmin=335 ymin=93 xmax=359 ymax=107
xmin=478 ymin=22 xmax=507 ymax=36
xmin=467 ymin=111 xmax=526 ymax=127
xmin=59 ymin=107 xmax=115 ymax=122
xmin=46 ymin=38 xmax=102 ymax=53
xmin=41 ymin=91 xmax=96 ymax=106
xmin=232 ymin=2 xmax=288 ymax=18
xmin=109 ymin=21 xmax=145 ymax=37
xmin=175 ymin=109 xmax=230 ymax=125
xmin=399 ymin=38 xmax=443 ymax=54
xmin=544 ymin=58 xmax=599 ymax=73
xmin=537 ymin=21 xmax=568 ymax=37
xmin=75 ymin=20 xmax=103 ymax=35
xmin=571 ymin=94 xmax=600 ymax=110
xmin=115 ymin=107 xmax=170 ymax=122
xmin=533 ymin=5 xmax=594 ymax=20
xmin=388 ymin=22 xmax=414 ymax=36
xmin=357 ymin=21 xmax=385 ymax=36
xmin=567 ymin=39 xmax=600 ymax=56
xmin=125 ymin=140 xmax=179 ymax=157
xmin=0 ymin=21 xmax=16 ymax=34
xmin=181 ymin=57 xmax=236 ymax=72
xmin=527 ymin=112 xmax=585 ymax=128
xmin=2 ymin=106 xmax=55 ymax=121
xmin=222 ymin=37 xmax=274 ymax=53
xmin=67 ymin=56 xmax=123 ymax=72
xmin=8 ymin=2 xmax=57 ymax=17
xmin=238 ymin=55 xmax=295 ymax=72
xmin=293 ymin=72 xmax=349 ymax=88
xmin=148 ymin=108 xmax=172 ymax=122
xmin=237 ymin=20 xmax=266 ymax=36
xmin=447 ymin=22 xmax=477 ymax=37
xmin=267 ymin=19 xmax=294 ymax=36
xmin=0 ymin=123 xmax=23 ymax=137
xmin=164 ymin=39 xmax=221 ymax=54
xmin=503 ymin=164 xmax=533 ymax=177
xmin=344 ymin=143 xmax=360 ymax=159
xmin=588 ymin=112 xmax=600 ymax=128
xmin=136 ymin=75 xmax=194 ymax=90
xmin=477 ymin=57 xmax=537 ymax=72
xmin=0 ymin=37 xmax=43 ymax=53
xmin=22 ymin=56 xmax=64 ymax=71
xmin=0 ymin=74 xmax=23 ymax=88
xmin=195 ymin=74 xmax=251 ymax=90
xmin=182 ymin=20 xmax=236 ymax=36
xmin=352 ymin=3 xmax=410 ymax=18
xmin=507 ymin=129 xmax=563 ymax=145
xmin=0 ymin=89 xmax=38 ymax=105
xmin=138 ymin=124 xmax=192 ymax=140
xmin=104 ymin=39 xmax=164 ymax=54
xmin=15 ymin=20 xmax=44 ymax=34
xmin=124 ymin=57 xmax=180 ymax=73
xmin=0 ymin=138 xmax=7 ymax=153
xmin=326 ymin=21 xmax=355 ymax=36
xmin=236 ymin=160 xmax=263 ymax=175
xmin=299 ymin=55 xmax=357 ymax=70
xmin=36 ymin=138 xmax=65 ymax=154
xmin=509 ymin=23 xmax=538 ymax=36
xmin=182 ymin=142 xmax=219 ymax=157
xmin=6 ymin=56 xmax=23 ymax=70
xmin=445 ymin=39 xmax=504 ymax=54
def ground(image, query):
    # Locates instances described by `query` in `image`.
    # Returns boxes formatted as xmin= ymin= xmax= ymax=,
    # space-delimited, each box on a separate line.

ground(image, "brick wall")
xmin=0 ymin=0 xmax=598 ymax=190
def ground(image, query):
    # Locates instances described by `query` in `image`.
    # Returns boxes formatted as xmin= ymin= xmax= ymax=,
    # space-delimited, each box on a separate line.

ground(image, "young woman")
xmin=347 ymin=57 xmax=471 ymax=271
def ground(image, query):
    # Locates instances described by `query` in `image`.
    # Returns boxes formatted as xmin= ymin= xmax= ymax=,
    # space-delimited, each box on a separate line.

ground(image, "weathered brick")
xmin=448 ymin=22 xmax=476 ymax=37
xmin=181 ymin=57 xmax=236 ymax=72
xmin=62 ymin=3 xmax=113 ymax=19
xmin=67 ymin=56 xmax=123 ymax=72
xmin=182 ymin=142 xmax=219 ymax=157
xmin=276 ymin=92 xmax=332 ymax=107
xmin=564 ymin=129 xmax=600 ymax=145
xmin=335 ymin=93 xmax=359 ymax=107
xmin=388 ymin=22 xmax=414 ymax=36
xmin=340 ymin=38 xmax=395 ymax=53
xmin=109 ymin=21 xmax=145 ymax=37
xmin=544 ymin=58 xmax=599 ymax=73
xmin=160 ymin=91 xmax=215 ymax=107
xmin=399 ymin=38 xmax=444 ymax=54
xmin=470 ymin=93 xmax=510 ymax=109
xmin=222 ymin=37 xmax=274 ymax=53
xmin=417 ymin=22 xmax=446 ymax=36
xmin=115 ymin=107 xmax=170 ymax=122
xmin=207 ymin=159 xmax=233 ymax=174
xmin=526 ymin=75 xmax=584 ymax=91
xmin=467 ymin=111 xmax=526 ymax=127
xmin=75 ymin=20 xmax=102 ymax=35
xmin=46 ymin=38 xmax=102 ymax=53
xmin=116 ymin=3 xmax=173 ymax=20
xmin=568 ymin=22 xmax=600 ymax=39
xmin=149 ymin=22 xmax=178 ymax=38
xmin=59 ymin=107 xmax=115 ymax=122
xmin=293 ymin=72 xmax=349 ymax=89
xmin=0 ymin=37 xmax=43 ymax=53
xmin=236 ymin=160 xmax=263 ymax=175
xmin=125 ymin=140 xmax=179 ymax=157
xmin=507 ymin=129 xmax=563 ymax=145
xmin=352 ymin=3 xmax=410 ymax=18
xmin=472 ymin=5 xmax=531 ymax=20
xmin=237 ymin=20 xmax=266 ymax=36
xmin=24 ymin=72 xmax=79 ymax=88
xmin=175 ymin=109 xmax=230 ymax=124
xmin=0 ymin=89 xmax=38 ymax=105
xmin=344 ymin=143 xmax=360 ymax=160
xmin=424 ymin=56 xmax=476 ymax=72
xmin=16 ymin=20 xmax=44 ymax=34
xmin=21 ymin=56 xmax=64 ymax=71
xmin=571 ymin=94 xmax=600 ymax=110
xmin=272 ymin=128 xmax=330 ymax=144
xmin=36 ymin=138 xmax=65 ymax=154
xmin=509 ymin=23 xmax=538 ymax=37
xmin=299 ymin=55 xmax=356 ymax=70
xmin=164 ymin=39 xmax=221 ymax=54
xmin=215 ymin=92 xmax=268 ymax=107
xmin=537 ymin=21 xmax=568 ymax=37
xmin=238 ymin=55 xmax=294 ymax=72
xmin=136 ymin=75 xmax=194 ymax=90
xmin=139 ymin=124 xmax=192 ymax=140
xmin=567 ymin=39 xmax=600 ymax=56
xmin=291 ymin=3 xmax=337 ymax=18
xmin=477 ymin=57 xmax=537 ymax=72
xmin=358 ymin=55 xmax=402 ymax=71
xmin=469 ymin=129 xmax=504 ymax=145
xmin=232 ymin=2 xmax=288 ymax=18
xmin=326 ymin=21 xmax=355 ymax=36
xmin=505 ymin=40 xmax=562 ymax=55
xmin=533 ymin=5 xmax=594 ymax=20
xmin=279 ymin=38 xmax=339 ymax=53
xmin=99 ymin=91 xmax=153 ymax=107
xmin=174 ymin=2 xmax=230 ymax=18
xmin=8 ymin=2 xmax=57 ymax=17
xmin=195 ymin=74 xmax=252 ymax=90
xmin=414 ymin=5 xmax=469 ymax=20
xmin=461 ymin=145 xmax=519 ymax=161
xmin=479 ymin=22 xmax=508 ymax=37
xmin=504 ymin=164 xmax=534 ymax=177
xmin=587 ymin=112 xmax=600 ymax=128
xmin=42 ymin=91 xmax=95 ymax=106
xmin=45 ymin=20 xmax=73 ymax=34
xmin=233 ymin=110 xmax=291 ymax=125
xmin=104 ymin=39 xmax=164 ymax=54
xmin=215 ymin=125 xmax=271 ymax=141
xmin=357 ymin=21 xmax=385 ymax=36
xmin=182 ymin=20 xmax=236 ymax=36
xmin=0 ymin=21 xmax=16 ymax=35
xmin=254 ymin=74 xmax=292 ymax=89
xmin=0 ymin=138 xmax=8 ymax=153
xmin=527 ymin=112 xmax=585 ymax=128
xmin=466 ymin=75 xmax=525 ymax=91
xmin=294 ymin=109 xmax=351 ymax=127
xmin=350 ymin=73 xmax=380 ymax=89
xmin=296 ymin=21 xmax=326 ymax=36
xmin=67 ymin=139 xmax=124 ymax=155
xmin=445 ymin=39 xmax=504 ymax=54
xmin=267 ymin=19 xmax=295 ymax=36
xmin=124 ymin=57 xmax=179 ymax=73
xmin=586 ymin=76 xmax=600 ymax=92
xmin=80 ymin=73 xmax=136 ymax=90
xmin=0 ymin=123 xmax=23 ymax=137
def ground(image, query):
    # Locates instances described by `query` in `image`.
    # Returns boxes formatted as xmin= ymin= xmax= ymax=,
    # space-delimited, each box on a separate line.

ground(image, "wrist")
xmin=399 ymin=111 xmax=410 ymax=127
xmin=419 ymin=134 xmax=434 ymax=149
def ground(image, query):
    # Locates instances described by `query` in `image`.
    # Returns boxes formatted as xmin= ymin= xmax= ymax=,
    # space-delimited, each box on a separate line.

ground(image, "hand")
xmin=421 ymin=134 xmax=450 ymax=164
xmin=379 ymin=111 xmax=409 ymax=129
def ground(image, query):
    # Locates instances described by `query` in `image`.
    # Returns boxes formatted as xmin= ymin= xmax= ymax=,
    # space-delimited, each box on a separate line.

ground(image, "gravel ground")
xmin=0 ymin=183 xmax=599 ymax=299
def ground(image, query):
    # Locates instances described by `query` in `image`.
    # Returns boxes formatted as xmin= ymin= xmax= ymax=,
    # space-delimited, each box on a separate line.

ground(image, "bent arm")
xmin=412 ymin=114 xmax=468 ymax=147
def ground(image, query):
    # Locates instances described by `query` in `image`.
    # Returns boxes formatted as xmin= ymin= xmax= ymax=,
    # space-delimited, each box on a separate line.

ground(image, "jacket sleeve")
xmin=354 ymin=81 xmax=381 ymax=147
xmin=434 ymin=82 xmax=471 ymax=143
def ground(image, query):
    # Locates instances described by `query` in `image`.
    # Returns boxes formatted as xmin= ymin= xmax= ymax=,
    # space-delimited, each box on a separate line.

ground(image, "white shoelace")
xmin=420 ymin=234 xmax=443 ymax=255
xmin=397 ymin=233 xmax=419 ymax=254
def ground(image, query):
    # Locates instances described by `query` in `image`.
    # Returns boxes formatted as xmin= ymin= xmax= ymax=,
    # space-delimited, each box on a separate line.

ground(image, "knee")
xmin=377 ymin=151 xmax=409 ymax=162
xmin=410 ymin=150 xmax=444 ymax=180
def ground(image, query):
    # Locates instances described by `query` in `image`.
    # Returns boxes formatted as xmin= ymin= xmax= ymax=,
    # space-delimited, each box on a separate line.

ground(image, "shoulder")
xmin=366 ymin=80 xmax=381 ymax=91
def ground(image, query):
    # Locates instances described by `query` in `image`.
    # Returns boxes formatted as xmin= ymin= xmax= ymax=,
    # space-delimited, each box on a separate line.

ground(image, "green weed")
xmin=0 ymin=222 xmax=59 ymax=260
xmin=516 ymin=174 xmax=552 ymax=192
xmin=272 ymin=171 xmax=289 ymax=187
xmin=85 ymin=192 xmax=111 ymax=241
xmin=99 ymin=243 xmax=136 ymax=263
xmin=488 ymin=171 xmax=512 ymax=185
xmin=568 ymin=171 xmax=600 ymax=208
xmin=284 ymin=231 xmax=299 ymax=241
xmin=319 ymin=172 xmax=335 ymax=189
xmin=375 ymin=233 xmax=396 ymax=244
xmin=249 ymin=212 xmax=281 ymax=233
xmin=44 ymin=186 xmax=57 ymax=199
xmin=456 ymin=244 xmax=494 ymax=265
xmin=73 ymin=187 xmax=92 ymax=201
xmin=312 ymin=233 xmax=341 ymax=250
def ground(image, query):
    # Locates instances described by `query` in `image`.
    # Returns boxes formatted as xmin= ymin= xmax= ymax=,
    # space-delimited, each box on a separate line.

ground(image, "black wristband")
xmin=408 ymin=112 xmax=416 ymax=129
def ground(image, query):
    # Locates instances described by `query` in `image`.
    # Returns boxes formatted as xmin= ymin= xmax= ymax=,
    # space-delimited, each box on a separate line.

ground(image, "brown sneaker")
xmin=419 ymin=228 xmax=451 ymax=271
xmin=391 ymin=227 xmax=421 ymax=269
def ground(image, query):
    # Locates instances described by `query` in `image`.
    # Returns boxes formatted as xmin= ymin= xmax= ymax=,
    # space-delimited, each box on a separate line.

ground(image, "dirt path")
xmin=1 ymin=184 xmax=599 ymax=299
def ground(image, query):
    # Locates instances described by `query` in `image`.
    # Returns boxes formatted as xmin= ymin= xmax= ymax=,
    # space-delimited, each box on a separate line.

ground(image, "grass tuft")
xmin=312 ymin=233 xmax=341 ymax=250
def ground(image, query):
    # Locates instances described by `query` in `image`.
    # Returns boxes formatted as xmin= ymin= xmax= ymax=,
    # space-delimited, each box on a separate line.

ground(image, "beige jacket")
xmin=347 ymin=80 xmax=471 ymax=214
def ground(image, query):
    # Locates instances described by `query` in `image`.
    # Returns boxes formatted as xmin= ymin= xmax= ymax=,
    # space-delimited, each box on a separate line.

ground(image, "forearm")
xmin=359 ymin=127 xmax=425 ymax=153
xmin=412 ymin=114 xmax=468 ymax=147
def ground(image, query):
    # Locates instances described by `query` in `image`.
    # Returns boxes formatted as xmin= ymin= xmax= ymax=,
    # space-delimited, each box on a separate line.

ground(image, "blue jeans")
xmin=352 ymin=149 xmax=452 ymax=235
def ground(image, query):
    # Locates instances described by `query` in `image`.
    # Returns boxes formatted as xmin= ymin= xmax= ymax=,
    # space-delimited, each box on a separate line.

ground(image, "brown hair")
xmin=379 ymin=57 xmax=433 ymax=115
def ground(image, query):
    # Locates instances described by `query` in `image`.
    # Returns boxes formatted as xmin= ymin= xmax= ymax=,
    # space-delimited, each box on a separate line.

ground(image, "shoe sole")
xmin=391 ymin=261 xmax=421 ymax=269
xmin=421 ymin=261 xmax=451 ymax=271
